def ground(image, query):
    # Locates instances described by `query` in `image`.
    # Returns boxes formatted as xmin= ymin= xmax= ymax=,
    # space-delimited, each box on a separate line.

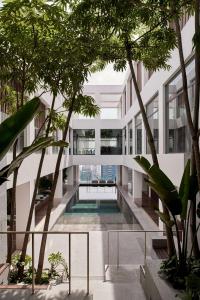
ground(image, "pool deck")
xmin=1 ymin=185 xmax=164 ymax=300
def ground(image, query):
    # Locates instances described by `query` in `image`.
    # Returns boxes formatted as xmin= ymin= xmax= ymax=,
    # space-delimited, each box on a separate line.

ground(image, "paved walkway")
xmin=0 ymin=267 xmax=146 ymax=300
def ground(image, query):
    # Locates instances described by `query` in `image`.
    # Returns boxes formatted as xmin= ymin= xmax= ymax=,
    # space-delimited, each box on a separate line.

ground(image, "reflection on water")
xmin=54 ymin=186 xmax=141 ymax=231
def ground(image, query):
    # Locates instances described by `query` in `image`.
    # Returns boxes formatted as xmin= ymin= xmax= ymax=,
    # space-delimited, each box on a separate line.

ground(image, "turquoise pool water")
xmin=65 ymin=200 xmax=120 ymax=214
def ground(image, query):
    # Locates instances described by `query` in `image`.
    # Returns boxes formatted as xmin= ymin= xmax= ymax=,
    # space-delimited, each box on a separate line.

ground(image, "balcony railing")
xmin=0 ymin=231 xmax=90 ymax=295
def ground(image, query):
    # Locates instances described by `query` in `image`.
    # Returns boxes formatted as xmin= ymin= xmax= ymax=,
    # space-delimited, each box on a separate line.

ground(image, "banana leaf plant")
xmin=134 ymin=156 xmax=200 ymax=272
xmin=0 ymin=98 xmax=68 ymax=185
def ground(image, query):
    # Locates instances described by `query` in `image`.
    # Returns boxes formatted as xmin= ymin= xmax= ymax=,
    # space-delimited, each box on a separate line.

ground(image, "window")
xmin=73 ymin=129 xmax=95 ymax=155
xmin=166 ymin=59 xmax=195 ymax=153
xmin=101 ymin=129 xmax=122 ymax=155
xmin=122 ymin=127 xmax=126 ymax=155
xmin=135 ymin=113 xmax=142 ymax=154
xmin=128 ymin=121 xmax=133 ymax=155
xmin=146 ymin=95 xmax=159 ymax=154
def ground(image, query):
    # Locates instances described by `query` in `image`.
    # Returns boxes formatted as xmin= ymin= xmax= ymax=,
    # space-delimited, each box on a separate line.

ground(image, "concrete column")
xmin=132 ymin=118 xmax=135 ymax=155
xmin=75 ymin=165 xmax=79 ymax=183
xmin=95 ymin=128 xmax=100 ymax=155
xmin=159 ymin=199 xmax=164 ymax=230
xmin=27 ymin=119 xmax=35 ymax=145
xmin=116 ymin=166 xmax=121 ymax=185
xmin=16 ymin=181 xmax=34 ymax=249
xmin=67 ymin=166 xmax=74 ymax=191
xmin=159 ymin=86 xmax=165 ymax=154
xmin=122 ymin=166 xmax=128 ymax=190
xmin=133 ymin=170 xmax=143 ymax=206
xmin=55 ymin=170 xmax=63 ymax=199
xmin=126 ymin=81 xmax=129 ymax=111
xmin=142 ymin=120 xmax=146 ymax=154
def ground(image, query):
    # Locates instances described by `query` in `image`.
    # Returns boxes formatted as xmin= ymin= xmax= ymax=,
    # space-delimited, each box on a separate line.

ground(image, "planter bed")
xmin=0 ymin=284 xmax=49 ymax=290
xmin=141 ymin=258 xmax=180 ymax=300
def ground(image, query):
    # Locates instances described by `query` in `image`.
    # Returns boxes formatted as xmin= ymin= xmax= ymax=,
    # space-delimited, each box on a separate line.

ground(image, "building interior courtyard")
xmin=0 ymin=1 xmax=200 ymax=299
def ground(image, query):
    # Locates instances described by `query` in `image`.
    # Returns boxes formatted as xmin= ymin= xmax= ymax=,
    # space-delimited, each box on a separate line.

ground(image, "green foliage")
xmin=192 ymin=29 xmax=200 ymax=54
xmin=135 ymin=156 xmax=200 ymax=297
xmin=134 ymin=155 xmax=182 ymax=216
xmin=155 ymin=210 xmax=174 ymax=228
xmin=184 ymin=274 xmax=200 ymax=300
xmin=160 ymin=257 xmax=200 ymax=298
xmin=9 ymin=251 xmax=68 ymax=284
xmin=179 ymin=160 xmax=190 ymax=220
xmin=9 ymin=253 xmax=32 ymax=284
xmin=0 ymin=98 xmax=40 ymax=161
xmin=71 ymin=0 xmax=177 ymax=75
xmin=0 ymin=137 xmax=56 ymax=185
xmin=159 ymin=255 xmax=185 ymax=289
xmin=0 ymin=84 xmax=17 ymax=114
xmin=50 ymin=110 xmax=66 ymax=133
xmin=64 ymin=94 xmax=100 ymax=118
xmin=48 ymin=252 xmax=69 ymax=280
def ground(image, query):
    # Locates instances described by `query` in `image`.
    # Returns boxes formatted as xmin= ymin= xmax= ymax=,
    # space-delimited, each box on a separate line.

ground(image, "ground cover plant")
xmin=9 ymin=251 xmax=68 ymax=285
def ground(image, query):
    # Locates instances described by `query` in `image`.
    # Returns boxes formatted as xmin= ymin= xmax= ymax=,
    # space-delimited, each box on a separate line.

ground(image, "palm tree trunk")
xmin=125 ymin=40 xmax=176 ymax=258
xmin=35 ymin=97 xmax=75 ymax=283
xmin=18 ymin=94 xmax=57 ymax=278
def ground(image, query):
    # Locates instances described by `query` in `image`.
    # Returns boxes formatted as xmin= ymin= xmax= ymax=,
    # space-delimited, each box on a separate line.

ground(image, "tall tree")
xmin=34 ymin=6 xmax=101 ymax=281
xmin=72 ymin=0 xmax=178 ymax=257
xmin=0 ymin=0 xmax=44 ymax=262
xmin=16 ymin=1 xmax=73 ymax=278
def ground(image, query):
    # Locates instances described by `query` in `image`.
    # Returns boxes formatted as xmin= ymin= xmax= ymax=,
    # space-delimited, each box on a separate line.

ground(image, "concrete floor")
xmin=0 ymin=266 xmax=146 ymax=300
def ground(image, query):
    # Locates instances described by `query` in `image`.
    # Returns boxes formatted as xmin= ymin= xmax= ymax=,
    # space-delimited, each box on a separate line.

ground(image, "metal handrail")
xmin=105 ymin=229 xmax=180 ymax=281
xmin=0 ymin=231 xmax=89 ymax=295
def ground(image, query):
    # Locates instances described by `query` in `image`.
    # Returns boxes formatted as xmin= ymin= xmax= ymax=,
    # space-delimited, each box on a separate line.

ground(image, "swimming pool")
xmin=54 ymin=186 xmax=141 ymax=231
xmin=65 ymin=200 xmax=120 ymax=215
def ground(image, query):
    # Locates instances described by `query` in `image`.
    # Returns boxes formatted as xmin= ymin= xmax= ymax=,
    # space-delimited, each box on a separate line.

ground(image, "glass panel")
xmin=101 ymin=129 xmax=122 ymax=155
xmin=128 ymin=121 xmax=133 ymax=154
xmin=146 ymin=95 xmax=159 ymax=154
xmin=135 ymin=113 xmax=142 ymax=154
xmin=73 ymin=129 xmax=95 ymax=155
xmin=166 ymin=59 xmax=194 ymax=153
xmin=79 ymin=165 xmax=117 ymax=183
